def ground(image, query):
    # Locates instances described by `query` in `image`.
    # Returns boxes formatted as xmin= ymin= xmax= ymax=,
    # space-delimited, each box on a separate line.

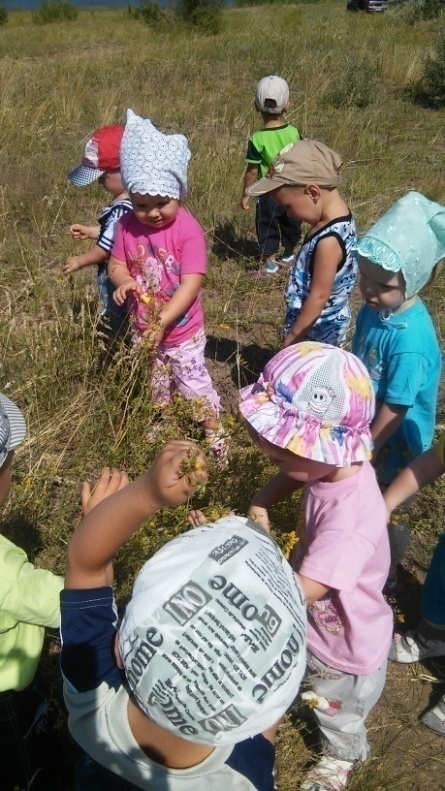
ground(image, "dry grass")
xmin=1 ymin=2 xmax=445 ymax=788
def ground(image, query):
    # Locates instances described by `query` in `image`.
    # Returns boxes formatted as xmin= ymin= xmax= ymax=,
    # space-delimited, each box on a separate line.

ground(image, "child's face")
xmin=358 ymin=256 xmax=406 ymax=312
xmin=0 ymin=450 xmax=14 ymax=507
xmin=98 ymin=171 xmax=124 ymax=196
xmin=270 ymin=185 xmax=321 ymax=225
xmin=131 ymin=194 xmax=179 ymax=229
xmin=249 ymin=426 xmax=335 ymax=482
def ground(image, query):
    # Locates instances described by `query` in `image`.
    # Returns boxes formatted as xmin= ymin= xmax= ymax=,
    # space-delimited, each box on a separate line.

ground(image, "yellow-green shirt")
xmin=0 ymin=535 xmax=63 ymax=691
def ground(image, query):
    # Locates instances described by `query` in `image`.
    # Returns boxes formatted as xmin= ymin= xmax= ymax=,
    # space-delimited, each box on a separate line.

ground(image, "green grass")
xmin=1 ymin=3 xmax=445 ymax=787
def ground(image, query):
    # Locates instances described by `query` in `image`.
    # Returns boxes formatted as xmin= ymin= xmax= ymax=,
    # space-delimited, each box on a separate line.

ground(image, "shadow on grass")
xmin=206 ymin=334 xmax=276 ymax=387
xmin=0 ymin=513 xmax=44 ymax=560
xmin=211 ymin=219 xmax=258 ymax=264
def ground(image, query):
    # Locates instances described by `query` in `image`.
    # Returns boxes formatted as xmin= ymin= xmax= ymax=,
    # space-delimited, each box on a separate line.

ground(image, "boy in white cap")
xmin=109 ymin=110 xmax=226 ymax=460
xmin=60 ymin=440 xmax=307 ymax=789
xmin=0 ymin=394 xmax=63 ymax=790
xmin=64 ymin=125 xmax=133 ymax=331
xmin=241 ymin=76 xmax=301 ymax=279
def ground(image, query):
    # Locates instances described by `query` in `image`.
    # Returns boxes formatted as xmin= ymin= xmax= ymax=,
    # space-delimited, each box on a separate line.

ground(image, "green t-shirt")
xmin=246 ymin=124 xmax=301 ymax=178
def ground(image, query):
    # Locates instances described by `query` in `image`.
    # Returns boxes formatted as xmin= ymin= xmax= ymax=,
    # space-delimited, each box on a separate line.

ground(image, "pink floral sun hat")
xmin=239 ymin=342 xmax=375 ymax=467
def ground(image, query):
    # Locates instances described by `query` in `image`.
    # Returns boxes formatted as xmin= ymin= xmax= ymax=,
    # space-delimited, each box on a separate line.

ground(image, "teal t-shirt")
xmin=352 ymin=298 xmax=442 ymax=484
xmin=246 ymin=124 xmax=300 ymax=178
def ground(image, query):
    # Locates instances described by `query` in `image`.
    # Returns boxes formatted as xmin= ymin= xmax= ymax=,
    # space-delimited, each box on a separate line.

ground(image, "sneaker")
xmin=279 ymin=252 xmax=295 ymax=266
xmin=421 ymin=696 xmax=445 ymax=735
xmin=389 ymin=629 xmax=445 ymax=664
xmin=204 ymin=426 xmax=229 ymax=464
xmin=145 ymin=421 xmax=164 ymax=442
xmin=300 ymin=756 xmax=354 ymax=791
xmin=247 ymin=261 xmax=279 ymax=280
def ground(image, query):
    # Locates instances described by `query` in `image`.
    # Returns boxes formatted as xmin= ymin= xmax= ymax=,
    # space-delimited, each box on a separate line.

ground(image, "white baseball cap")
xmin=118 ymin=516 xmax=306 ymax=746
xmin=255 ymin=76 xmax=290 ymax=114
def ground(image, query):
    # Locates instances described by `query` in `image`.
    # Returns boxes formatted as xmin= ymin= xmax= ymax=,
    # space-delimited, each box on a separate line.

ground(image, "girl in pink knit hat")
xmin=239 ymin=341 xmax=392 ymax=791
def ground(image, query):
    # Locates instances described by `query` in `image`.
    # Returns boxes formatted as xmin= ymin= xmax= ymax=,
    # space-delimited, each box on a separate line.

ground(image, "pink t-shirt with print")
xmin=297 ymin=461 xmax=392 ymax=675
xmin=112 ymin=207 xmax=206 ymax=347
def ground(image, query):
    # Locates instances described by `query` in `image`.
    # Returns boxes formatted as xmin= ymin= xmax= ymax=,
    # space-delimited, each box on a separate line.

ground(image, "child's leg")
xmin=276 ymin=204 xmax=301 ymax=262
xmin=252 ymin=195 xmax=281 ymax=277
xmin=96 ymin=268 xmax=127 ymax=332
xmin=162 ymin=331 xmax=226 ymax=458
xmin=390 ymin=533 xmax=445 ymax=663
xmin=303 ymin=652 xmax=387 ymax=763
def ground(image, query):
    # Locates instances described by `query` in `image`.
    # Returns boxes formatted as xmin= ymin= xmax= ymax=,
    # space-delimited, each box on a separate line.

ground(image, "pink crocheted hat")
xmin=239 ymin=342 xmax=375 ymax=467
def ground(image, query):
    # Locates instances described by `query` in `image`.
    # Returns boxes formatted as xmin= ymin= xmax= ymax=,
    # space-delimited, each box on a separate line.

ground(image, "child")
xmin=59 ymin=440 xmax=307 ymax=790
xmin=240 ymin=75 xmax=301 ymax=278
xmin=0 ymin=393 xmax=64 ymax=790
xmin=109 ymin=110 xmax=226 ymax=460
xmin=384 ymin=436 xmax=445 ymax=735
xmin=245 ymin=140 xmax=357 ymax=346
xmin=64 ymin=125 xmax=133 ymax=331
xmin=352 ymin=191 xmax=445 ymax=583
xmin=239 ymin=343 xmax=393 ymax=791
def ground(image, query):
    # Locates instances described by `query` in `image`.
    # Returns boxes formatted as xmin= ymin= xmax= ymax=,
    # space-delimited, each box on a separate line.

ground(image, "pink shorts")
xmin=150 ymin=329 xmax=220 ymax=420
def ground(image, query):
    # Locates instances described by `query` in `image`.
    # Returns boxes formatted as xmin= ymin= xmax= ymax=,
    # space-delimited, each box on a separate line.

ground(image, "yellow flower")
xmin=219 ymin=323 xmax=230 ymax=331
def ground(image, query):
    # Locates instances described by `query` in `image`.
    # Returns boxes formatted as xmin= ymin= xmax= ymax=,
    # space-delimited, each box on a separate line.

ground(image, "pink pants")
xmin=150 ymin=329 xmax=220 ymax=421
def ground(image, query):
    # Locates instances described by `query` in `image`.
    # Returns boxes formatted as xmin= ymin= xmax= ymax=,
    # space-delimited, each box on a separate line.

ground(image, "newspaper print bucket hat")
xmin=118 ymin=515 xmax=306 ymax=746
xmin=120 ymin=109 xmax=191 ymax=199
xmin=0 ymin=394 xmax=26 ymax=468
xmin=353 ymin=191 xmax=445 ymax=299
xmin=239 ymin=342 xmax=375 ymax=467
xmin=68 ymin=125 xmax=124 ymax=186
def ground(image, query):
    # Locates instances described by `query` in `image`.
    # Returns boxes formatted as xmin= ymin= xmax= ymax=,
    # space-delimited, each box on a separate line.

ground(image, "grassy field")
xmin=1 ymin=2 xmax=445 ymax=788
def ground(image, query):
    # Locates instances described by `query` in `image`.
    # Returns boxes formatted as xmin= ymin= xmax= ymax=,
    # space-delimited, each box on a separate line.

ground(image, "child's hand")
xmin=188 ymin=508 xmax=208 ymax=527
xmin=63 ymin=256 xmax=83 ymax=275
xmin=145 ymin=441 xmax=208 ymax=510
xmin=282 ymin=330 xmax=300 ymax=349
xmin=240 ymin=195 xmax=250 ymax=211
xmin=113 ymin=279 xmax=138 ymax=305
xmin=70 ymin=224 xmax=91 ymax=241
xmin=247 ymin=504 xmax=271 ymax=533
xmin=188 ymin=508 xmax=236 ymax=527
xmin=81 ymin=467 xmax=130 ymax=517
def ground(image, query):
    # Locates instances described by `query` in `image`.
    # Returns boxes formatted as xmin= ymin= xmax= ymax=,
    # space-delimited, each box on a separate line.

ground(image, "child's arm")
xmin=147 ymin=273 xmax=202 ymax=346
xmin=384 ymin=445 xmax=445 ymax=515
xmin=247 ymin=472 xmax=305 ymax=532
xmin=240 ymin=164 xmax=259 ymax=211
xmin=296 ymin=574 xmax=329 ymax=606
xmin=283 ymin=236 xmax=342 ymax=347
xmin=371 ymin=403 xmax=408 ymax=459
xmin=108 ymin=254 xmax=138 ymax=304
xmin=70 ymin=224 xmax=100 ymax=241
xmin=63 ymin=245 xmax=108 ymax=275
xmin=66 ymin=442 xmax=206 ymax=590
xmin=0 ymin=541 xmax=63 ymax=629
